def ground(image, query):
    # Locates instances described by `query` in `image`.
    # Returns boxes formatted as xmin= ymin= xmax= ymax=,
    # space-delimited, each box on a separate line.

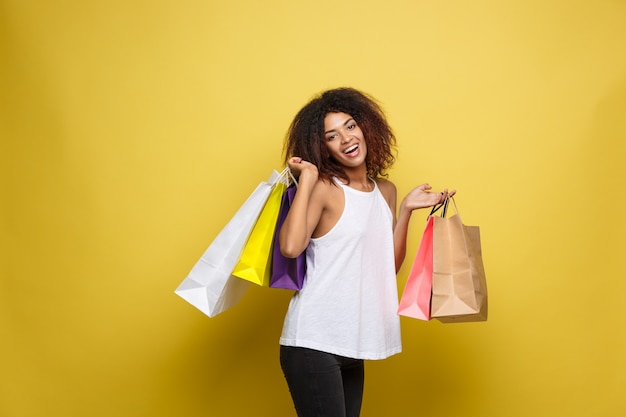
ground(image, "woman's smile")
xmin=344 ymin=144 xmax=359 ymax=155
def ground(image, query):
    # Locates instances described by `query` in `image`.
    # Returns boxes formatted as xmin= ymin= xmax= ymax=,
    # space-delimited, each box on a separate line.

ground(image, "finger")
xmin=287 ymin=159 xmax=303 ymax=173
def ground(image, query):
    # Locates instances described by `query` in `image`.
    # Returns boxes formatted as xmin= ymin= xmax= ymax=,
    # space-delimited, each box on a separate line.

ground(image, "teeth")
xmin=345 ymin=145 xmax=358 ymax=154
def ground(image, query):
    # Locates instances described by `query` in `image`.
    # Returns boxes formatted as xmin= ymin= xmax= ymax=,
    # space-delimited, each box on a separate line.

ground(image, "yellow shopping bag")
xmin=231 ymin=178 xmax=287 ymax=286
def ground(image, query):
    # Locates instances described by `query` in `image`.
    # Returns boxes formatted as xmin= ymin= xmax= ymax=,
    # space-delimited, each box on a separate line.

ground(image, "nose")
xmin=340 ymin=131 xmax=351 ymax=144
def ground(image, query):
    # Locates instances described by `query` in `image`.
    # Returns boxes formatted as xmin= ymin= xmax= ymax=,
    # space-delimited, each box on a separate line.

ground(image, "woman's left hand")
xmin=401 ymin=183 xmax=456 ymax=212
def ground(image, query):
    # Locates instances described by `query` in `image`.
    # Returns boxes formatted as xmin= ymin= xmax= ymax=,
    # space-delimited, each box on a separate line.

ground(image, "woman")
xmin=278 ymin=87 xmax=453 ymax=417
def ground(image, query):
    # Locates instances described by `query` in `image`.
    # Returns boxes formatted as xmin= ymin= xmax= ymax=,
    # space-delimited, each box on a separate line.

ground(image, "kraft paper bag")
xmin=231 ymin=178 xmax=287 ymax=286
xmin=431 ymin=207 xmax=488 ymax=323
xmin=270 ymin=185 xmax=307 ymax=290
xmin=174 ymin=170 xmax=282 ymax=317
xmin=398 ymin=216 xmax=434 ymax=320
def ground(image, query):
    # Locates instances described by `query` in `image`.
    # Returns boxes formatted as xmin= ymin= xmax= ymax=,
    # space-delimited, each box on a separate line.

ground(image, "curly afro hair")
xmin=283 ymin=87 xmax=396 ymax=183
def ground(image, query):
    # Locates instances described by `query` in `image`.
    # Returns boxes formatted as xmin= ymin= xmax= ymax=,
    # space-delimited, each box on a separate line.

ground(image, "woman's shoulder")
xmin=310 ymin=176 xmax=342 ymax=200
xmin=375 ymin=178 xmax=397 ymax=208
xmin=375 ymin=177 xmax=396 ymax=194
xmin=314 ymin=176 xmax=339 ymax=190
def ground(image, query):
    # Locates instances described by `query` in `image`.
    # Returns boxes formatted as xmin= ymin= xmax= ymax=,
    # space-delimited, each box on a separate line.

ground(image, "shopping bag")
xmin=231 ymin=170 xmax=290 ymax=286
xmin=397 ymin=216 xmax=434 ymax=320
xmin=174 ymin=170 xmax=282 ymax=318
xmin=431 ymin=198 xmax=488 ymax=323
xmin=270 ymin=184 xmax=307 ymax=290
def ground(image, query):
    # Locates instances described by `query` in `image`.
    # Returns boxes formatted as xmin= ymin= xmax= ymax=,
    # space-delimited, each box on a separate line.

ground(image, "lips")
xmin=344 ymin=144 xmax=359 ymax=154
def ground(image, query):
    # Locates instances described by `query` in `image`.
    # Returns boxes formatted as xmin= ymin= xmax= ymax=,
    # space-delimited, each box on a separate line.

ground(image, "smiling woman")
xmin=276 ymin=88 xmax=454 ymax=417
xmin=323 ymin=112 xmax=368 ymax=173
xmin=3 ymin=1 xmax=623 ymax=415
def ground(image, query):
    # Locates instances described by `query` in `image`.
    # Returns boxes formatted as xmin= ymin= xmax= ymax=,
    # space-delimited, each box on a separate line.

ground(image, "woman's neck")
xmin=342 ymin=167 xmax=373 ymax=192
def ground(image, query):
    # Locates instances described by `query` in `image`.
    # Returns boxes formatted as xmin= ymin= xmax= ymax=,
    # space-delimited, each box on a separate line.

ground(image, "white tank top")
xmin=279 ymin=178 xmax=402 ymax=360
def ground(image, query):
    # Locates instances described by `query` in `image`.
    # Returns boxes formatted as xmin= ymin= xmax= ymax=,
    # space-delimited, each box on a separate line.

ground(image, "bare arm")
xmin=389 ymin=183 xmax=454 ymax=272
xmin=279 ymin=157 xmax=324 ymax=258
xmin=377 ymin=180 xmax=404 ymax=272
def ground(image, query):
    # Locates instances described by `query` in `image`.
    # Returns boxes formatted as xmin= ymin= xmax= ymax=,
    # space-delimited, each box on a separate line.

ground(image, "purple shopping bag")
xmin=270 ymin=185 xmax=306 ymax=290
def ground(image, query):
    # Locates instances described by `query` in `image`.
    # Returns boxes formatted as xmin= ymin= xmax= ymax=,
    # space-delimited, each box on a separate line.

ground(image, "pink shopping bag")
xmin=398 ymin=216 xmax=434 ymax=321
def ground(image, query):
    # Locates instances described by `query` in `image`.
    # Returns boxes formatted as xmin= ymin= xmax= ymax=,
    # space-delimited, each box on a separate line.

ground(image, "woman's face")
xmin=323 ymin=112 xmax=367 ymax=169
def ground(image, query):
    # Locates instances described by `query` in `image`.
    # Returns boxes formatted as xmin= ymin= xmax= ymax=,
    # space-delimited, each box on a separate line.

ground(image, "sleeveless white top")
xmin=279 ymin=178 xmax=402 ymax=360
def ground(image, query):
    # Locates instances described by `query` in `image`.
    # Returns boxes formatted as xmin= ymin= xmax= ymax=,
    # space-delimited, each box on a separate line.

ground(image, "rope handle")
xmin=277 ymin=167 xmax=298 ymax=188
xmin=428 ymin=196 xmax=458 ymax=219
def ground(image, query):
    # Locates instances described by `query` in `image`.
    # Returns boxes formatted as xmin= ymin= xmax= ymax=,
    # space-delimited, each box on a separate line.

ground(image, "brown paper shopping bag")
xmin=431 ymin=199 xmax=487 ymax=323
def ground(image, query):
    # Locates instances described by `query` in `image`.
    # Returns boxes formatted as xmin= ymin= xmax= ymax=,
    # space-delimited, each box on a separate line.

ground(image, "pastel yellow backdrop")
xmin=1 ymin=0 xmax=624 ymax=416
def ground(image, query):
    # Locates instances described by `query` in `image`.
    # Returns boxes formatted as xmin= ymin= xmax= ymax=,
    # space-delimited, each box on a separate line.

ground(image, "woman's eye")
xmin=347 ymin=124 xmax=355 ymax=130
xmin=327 ymin=134 xmax=337 ymax=141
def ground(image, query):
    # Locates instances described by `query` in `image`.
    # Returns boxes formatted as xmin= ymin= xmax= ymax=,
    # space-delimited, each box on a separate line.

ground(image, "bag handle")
xmin=428 ymin=202 xmax=444 ymax=218
xmin=428 ymin=196 xmax=458 ymax=219
xmin=286 ymin=168 xmax=298 ymax=188
xmin=276 ymin=167 xmax=298 ymax=188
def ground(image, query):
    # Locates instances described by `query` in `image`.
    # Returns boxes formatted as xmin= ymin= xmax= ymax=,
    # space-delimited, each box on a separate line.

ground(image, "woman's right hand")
xmin=287 ymin=157 xmax=319 ymax=185
xmin=280 ymin=157 xmax=321 ymax=258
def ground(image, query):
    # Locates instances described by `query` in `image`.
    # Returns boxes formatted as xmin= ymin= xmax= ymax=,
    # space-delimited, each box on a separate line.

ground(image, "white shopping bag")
xmin=175 ymin=170 xmax=283 ymax=317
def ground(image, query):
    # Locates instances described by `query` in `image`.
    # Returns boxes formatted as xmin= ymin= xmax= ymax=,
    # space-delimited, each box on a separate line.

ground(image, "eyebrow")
xmin=324 ymin=118 xmax=355 ymax=134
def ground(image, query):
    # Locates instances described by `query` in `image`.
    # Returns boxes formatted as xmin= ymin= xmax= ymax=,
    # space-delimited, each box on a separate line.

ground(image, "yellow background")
xmin=2 ymin=1 xmax=625 ymax=416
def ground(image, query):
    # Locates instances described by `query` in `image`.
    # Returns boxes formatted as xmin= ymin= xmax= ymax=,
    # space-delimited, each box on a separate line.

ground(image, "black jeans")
xmin=280 ymin=345 xmax=365 ymax=417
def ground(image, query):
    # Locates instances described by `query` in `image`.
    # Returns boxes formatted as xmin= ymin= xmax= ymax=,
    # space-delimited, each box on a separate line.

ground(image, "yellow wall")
xmin=1 ymin=1 xmax=625 ymax=416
